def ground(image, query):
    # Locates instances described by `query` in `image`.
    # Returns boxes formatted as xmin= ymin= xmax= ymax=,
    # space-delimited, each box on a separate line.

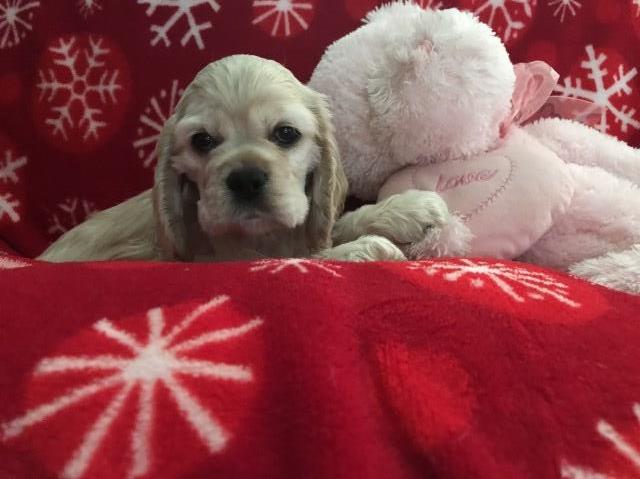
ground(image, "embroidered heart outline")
xmin=444 ymin=156 xmax=516 ymax=222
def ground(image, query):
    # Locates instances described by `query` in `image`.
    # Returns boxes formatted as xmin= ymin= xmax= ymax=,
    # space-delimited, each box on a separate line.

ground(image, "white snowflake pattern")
xmin=133 ymin=79 xmax=184 ymax=168
xmin=250 ymin=258 xmax=343 ymax=277
xmin=473 ymin=0 xmax=535 ymax=43
xmin=596 ymin=403 xmax=640 ymax=472
xmin=0 ymin=254 xmax=29 ymax=269
xmin=561 ymin=402 xmax=640 ymax=478
xmin=408 ymin=259 xmax=581 ymax=307
xmin=414 ymin=0 xmax=443 ymax=9
xmin=36 ymin=36 xmax=123 ymax=142
xmin=0 ymin=149 xmax=27 ymax=223
xmin=634 ymin=0 xmax=640 ymax=16
xmin=1 ymin=296 xmax=263 ymax=479
xmin=137 ymin=0 xmax=221 ymax=49
xmin=548 ymin=0 xmax=581 ymax=22
xmin=252 ymin=0 xmax=313 ymax=37
xmin=555 ymin=45 xmax=640 ymax=134
xmin=0 ymin=0 xmax=40 ymax=49
xmin=0 ymin=192 xmax=19 ymax=222
xmin=77 ymin=0 xmax=101 ymax=18
xmin=0 ymin=148 xmax=27 ymax=184
xmin=560 ymin=461 xmax=612 ymax=479
xmin=47 ymin=198 xmax=98 ymax=236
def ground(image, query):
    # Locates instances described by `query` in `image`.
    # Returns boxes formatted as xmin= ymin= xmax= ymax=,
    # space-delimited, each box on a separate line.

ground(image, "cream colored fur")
xmin=331 ymin=189 xmax=465 ymax=258
xmin=39 ymin=55 xmax=425 ymax=264
xmin=309 ymin=4 xmax=640 ymax=294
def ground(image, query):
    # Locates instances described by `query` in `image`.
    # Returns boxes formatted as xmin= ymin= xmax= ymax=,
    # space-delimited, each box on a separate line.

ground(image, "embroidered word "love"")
xmin=435 ymin=169 xmax=499 ymax=192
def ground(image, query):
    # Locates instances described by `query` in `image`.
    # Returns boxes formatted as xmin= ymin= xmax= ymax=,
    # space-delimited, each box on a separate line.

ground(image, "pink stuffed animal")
xmin=309 ymin=3 xmax=640 ymax=294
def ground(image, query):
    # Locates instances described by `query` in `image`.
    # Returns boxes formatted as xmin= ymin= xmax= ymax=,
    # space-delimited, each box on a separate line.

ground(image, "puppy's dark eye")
xmin=191 ymin=132 xmax=218 ymax=154
xmin=271 ymin=126 xmax=301 ymax=147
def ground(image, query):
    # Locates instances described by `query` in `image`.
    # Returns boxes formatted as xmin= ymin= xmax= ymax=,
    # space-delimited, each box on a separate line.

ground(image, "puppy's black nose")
xmin=226 ymin=166 xmax=268 ymax=202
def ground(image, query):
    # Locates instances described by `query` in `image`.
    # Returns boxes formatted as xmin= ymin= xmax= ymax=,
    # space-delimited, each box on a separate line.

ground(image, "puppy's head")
xmin=153 ymin=55 xmax=346 ymax=260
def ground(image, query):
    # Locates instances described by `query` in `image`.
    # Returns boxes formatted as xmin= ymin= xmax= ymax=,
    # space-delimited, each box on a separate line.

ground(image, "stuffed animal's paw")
xmin=569 ymin=245 xmax=640 ymax=295
xmin=402 ymin=214 xmax=473 ymax=260
xmin=321 ymin=235 xmax=407 ymax=262
xmin=368 ymin=190 xmax=450 ymax=245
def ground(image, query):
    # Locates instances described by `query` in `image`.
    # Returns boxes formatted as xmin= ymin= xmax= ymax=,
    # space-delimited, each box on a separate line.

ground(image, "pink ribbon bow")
xmin=499 ymin=61 xmax=604 ymax=137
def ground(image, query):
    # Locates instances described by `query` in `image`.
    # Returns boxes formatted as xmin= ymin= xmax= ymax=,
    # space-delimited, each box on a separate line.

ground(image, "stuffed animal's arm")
xmin=569 ymin=244 xmax=640 ymax=295
xmin=332 ymin=189 xmax=455 ymax=250
xmin=524 ymin=118 xmax=640 ymax=185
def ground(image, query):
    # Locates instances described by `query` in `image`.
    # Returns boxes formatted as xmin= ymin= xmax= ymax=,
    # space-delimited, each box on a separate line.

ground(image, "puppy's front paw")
xmin=325 ymin=235 xmax=407 ymax=262
xmin=368 ymin=190 xmax=450 ymax=245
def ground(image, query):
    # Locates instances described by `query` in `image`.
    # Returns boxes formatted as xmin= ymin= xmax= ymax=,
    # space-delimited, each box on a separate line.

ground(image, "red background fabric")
xmin=0 ymin=0 xmax=639 ymax=257
xmin=1 ymin=4 xmax=640 ymax=478
xmin=1 ymin=257 xmax=640 ymax=479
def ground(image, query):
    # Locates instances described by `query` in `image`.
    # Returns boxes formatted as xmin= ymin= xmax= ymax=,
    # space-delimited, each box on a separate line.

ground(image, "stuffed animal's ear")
xmin=509 ymin=61 xmax=560 ymax=124
xmin=305 ymin=94 xmax=348 ymax=253
xmin=365 ymin=1 xmax=425 ymax=24
xmin=152 ymin=114 xmax=198 ymax=261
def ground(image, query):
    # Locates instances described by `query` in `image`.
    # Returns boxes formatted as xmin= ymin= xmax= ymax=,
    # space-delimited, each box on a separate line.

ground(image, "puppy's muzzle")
xmin=226 ymin=166 xmax=269 ymax=203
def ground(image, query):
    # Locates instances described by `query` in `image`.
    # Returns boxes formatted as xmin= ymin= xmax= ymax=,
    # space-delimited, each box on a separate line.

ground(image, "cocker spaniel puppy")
xmin=39 ymin=55 xmax=436 ymax=263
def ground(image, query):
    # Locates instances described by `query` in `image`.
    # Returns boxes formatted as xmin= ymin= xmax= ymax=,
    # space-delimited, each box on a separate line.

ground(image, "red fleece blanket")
xmin=1 ymin=1 xmax=640 ymax=478
xmin=1 ymin=255 xmax=640 ymax=479
xmin=1 ymin=0 xmax=639 ymax=256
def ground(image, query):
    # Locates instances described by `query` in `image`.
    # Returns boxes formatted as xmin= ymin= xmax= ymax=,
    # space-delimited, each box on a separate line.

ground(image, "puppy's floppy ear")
xmin=152 ymin=114 xmax=198 ymax=261
xmin=305 ymin=93 xmax=348 ymax=253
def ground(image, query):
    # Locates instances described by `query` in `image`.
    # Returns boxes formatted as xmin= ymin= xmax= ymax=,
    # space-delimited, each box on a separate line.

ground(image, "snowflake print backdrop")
xmin=415 ymin=0 xmax=443 ymax=8
xmin=77 ymin=0 xmax=101 ymax=18
xmin=252 ymin=0 xmax=316 ymax=38
xmin=343 ymin=0 xmax=381 ymax=20
xmin=556 ymin=44 xmax=640 ymax=140
xmin=1 ymin=296 xmax=264 ymax=479
xmin=0 ymin=0 xmax=40 ymax=49
xmin=456 ymin=0 xmax=539 ymax=46
xmin=47 ymin=197 xmax=98 ymax=238
xmin=631 ymin=0 xmax=640 ymax=39
xmin=133 ymin=79 xmax=184 ymax=169
xmin=343 ymin=0 xmax=440 ymax=21
xmin=0 ymin=252 xmax=30 ymax=268
xmin=548 ymin=0 xmax=581 ymax=22
xmin=0 ymin=136 xmax=27 ymax=226
xmin=33 ymin=34 xmax=131 ymax=154
xmin=137 ymin=0 xmax=221 ymax=50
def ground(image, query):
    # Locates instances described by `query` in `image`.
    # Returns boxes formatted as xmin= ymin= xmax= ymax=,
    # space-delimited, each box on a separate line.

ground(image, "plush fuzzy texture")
xmin=517 ymin=119 xmax=640 ymax=291
xmin=309 ymin=3 xmax=640 ymax=294
xmin=309 ymin=4 xmax=514 ymax=201
xmin=569 ymin=245 xmax=640 ymax=294
xmin=402 ymin=213 xmax=473 ymax=259
xmin=518 ymin=159 xmax=640 ymax=271
xmin=37 ymin=55 xmax=410 ymax=265
xmin=3 ymin=255 xmax=640 ymax=479
xmin=334 ymin=190 xmax=449 ymax=244
xmin=524 ymin=118 xmax=640 ymax=185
